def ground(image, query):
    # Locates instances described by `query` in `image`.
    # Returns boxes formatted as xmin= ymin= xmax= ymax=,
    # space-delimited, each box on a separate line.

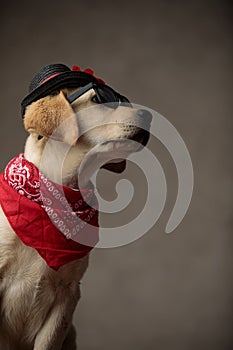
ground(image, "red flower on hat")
xmin=72 ymin=65 xmax=105 ymax=84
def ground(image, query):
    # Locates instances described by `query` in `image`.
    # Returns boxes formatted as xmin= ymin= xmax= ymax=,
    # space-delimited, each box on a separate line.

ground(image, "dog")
xmin=0 ymin=64 xmax=151 ymax=349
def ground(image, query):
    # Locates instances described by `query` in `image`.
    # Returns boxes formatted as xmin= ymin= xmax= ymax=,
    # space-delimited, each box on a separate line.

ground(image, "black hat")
xmin=21 ymin=63 xmax=101 ymax=116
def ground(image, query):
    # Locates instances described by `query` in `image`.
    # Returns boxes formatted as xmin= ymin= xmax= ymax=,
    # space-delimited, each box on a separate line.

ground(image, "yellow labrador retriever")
xmin=0 ymin=64 xmax=151 ymax=350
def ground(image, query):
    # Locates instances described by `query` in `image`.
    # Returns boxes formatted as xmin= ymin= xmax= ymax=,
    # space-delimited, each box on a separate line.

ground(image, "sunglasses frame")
xmin=66 ymin=82 xmax=131 ymax=108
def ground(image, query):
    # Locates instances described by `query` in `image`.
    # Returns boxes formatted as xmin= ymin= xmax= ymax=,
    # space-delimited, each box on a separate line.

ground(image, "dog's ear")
xmin=24 ymin=91 xmax=78 ymax=145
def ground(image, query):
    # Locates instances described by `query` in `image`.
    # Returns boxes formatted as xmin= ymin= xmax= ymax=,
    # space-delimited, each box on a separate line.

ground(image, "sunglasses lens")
xmin=118 ymin=95 xmax=132 ymax=108
xmin=119 ymin=95 xmax=128 ymax=102
xmin=96 ymin=86 xmax=118 ymax=104
xmin=95 ymin=85 xmax=131 ymax=109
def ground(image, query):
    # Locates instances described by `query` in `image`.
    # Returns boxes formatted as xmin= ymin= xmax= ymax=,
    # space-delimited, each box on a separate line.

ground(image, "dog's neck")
xmin=24 ymin=134 xmax=86 ymax=188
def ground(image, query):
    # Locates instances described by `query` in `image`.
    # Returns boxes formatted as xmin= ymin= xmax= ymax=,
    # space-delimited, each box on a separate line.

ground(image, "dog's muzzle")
xmin=101 ymin=108 xmax=152 ymax=173
xmin=119 ymin=108 xmax=152 ymax=147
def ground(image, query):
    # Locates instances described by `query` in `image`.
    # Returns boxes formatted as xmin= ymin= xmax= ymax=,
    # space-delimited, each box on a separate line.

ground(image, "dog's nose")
xmin=136 ymin=109 xmax=152 ymax=123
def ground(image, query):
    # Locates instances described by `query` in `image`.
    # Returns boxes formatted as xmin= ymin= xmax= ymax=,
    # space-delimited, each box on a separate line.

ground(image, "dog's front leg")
xmin=33 ymin=290 xmax=79 ymax=350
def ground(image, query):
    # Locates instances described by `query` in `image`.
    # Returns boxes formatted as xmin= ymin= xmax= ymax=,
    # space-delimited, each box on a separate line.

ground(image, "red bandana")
xmin=0 ymin=154 xmax=99 ymax=270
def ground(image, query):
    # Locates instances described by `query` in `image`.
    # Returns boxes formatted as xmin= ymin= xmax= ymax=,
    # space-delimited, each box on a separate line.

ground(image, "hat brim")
xmin=21 ymin=71 xmax=97 ymax=116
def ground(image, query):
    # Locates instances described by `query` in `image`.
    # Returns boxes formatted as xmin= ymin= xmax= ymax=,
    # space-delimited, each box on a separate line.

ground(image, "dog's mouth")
xmin=103 ymin=128 xmax=150 ymax=151
xmin=78 ymin=128 xmax=151 ymax=185
xmin=101 ymin=129 xmax=150 ymax=172
xmin=129 ymin=129 xmax=150 ymax=147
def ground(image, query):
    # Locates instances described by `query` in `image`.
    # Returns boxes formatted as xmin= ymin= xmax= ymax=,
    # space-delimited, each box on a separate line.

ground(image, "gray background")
xmin=0 ymin=1 xmax=232 ymax=349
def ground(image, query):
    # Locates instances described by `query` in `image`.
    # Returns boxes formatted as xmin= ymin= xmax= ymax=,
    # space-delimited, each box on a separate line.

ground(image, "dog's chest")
xmin=0 ymin=211 xmax=88 ymax=342
xmin=1 ymin=242 xmax=55 ymax=338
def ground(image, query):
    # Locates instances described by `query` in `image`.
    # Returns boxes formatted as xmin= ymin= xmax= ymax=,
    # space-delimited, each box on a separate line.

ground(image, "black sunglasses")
xmin=66 ymin=82 xmax=131 ymax=108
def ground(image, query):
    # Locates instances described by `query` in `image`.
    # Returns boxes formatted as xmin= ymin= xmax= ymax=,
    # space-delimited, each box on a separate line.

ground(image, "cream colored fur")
xmin=0 ymin=87 xmax=145 ymax=350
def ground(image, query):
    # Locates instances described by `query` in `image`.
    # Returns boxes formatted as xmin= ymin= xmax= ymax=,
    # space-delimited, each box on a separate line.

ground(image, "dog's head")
xmin=22 ymin=64 xmax=152 ymax=183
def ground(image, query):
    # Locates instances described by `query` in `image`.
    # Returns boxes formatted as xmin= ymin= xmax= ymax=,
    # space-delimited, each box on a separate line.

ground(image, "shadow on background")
xmin=0 ymin=1 xmax=232 ymax=349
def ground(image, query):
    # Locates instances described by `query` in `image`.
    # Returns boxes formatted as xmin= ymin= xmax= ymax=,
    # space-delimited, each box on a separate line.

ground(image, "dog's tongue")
xmin=101 ymin=160 xmax=126 ymax=173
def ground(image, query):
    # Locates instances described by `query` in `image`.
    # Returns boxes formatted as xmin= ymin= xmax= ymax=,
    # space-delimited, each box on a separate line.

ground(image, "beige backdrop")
xmin=0 ymin=1 xmax=232 ymax=349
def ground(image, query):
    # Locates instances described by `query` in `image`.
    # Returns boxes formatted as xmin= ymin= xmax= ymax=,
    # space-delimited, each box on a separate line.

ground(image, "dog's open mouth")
xmin=101 ymin=129 xmax=150 ymax=172
xmin=78 ymin=129 xmax=150 ymax=184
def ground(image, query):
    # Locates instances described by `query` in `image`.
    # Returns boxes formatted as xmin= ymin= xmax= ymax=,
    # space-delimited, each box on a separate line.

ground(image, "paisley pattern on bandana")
xmin=0 ymin=154 xmax=99 ymax=270
xmin=4 ymin=153 xmax=98 ymax=241
xmin=5 ymin=153 xmax=41 ymax=201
